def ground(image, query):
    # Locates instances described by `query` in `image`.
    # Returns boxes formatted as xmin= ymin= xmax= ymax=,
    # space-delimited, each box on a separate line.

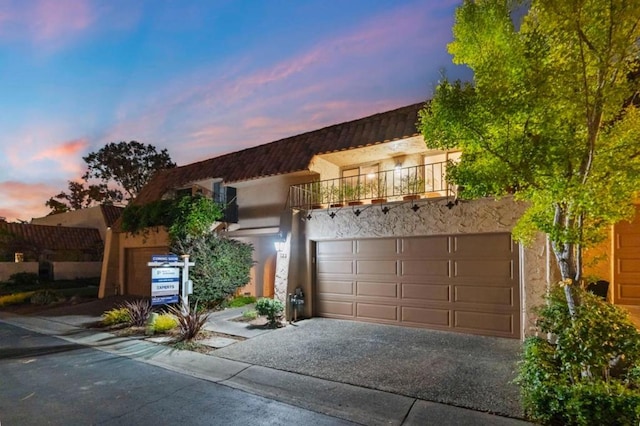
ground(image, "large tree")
xmin=419 ymin=0 xmax=640 ymax=313
xmin=45 ymin=141 xmax=176 ymax=214
xmin=83 ymin=141 xmax=176 ymax=201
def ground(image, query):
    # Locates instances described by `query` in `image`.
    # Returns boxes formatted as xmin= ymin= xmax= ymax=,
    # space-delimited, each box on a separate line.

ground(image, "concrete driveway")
xmin=213 ymin=318 xmax=524 ymax=418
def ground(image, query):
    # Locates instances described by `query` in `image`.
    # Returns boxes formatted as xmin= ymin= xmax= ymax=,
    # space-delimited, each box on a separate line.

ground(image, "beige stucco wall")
xmin=32 ymin=206 xmax=109 ymax=239
xmin=0 ymin=262 xmax=39 ymax=281
xmin=52 ymin=262 xmax=102 ymax=280
xmin=284 ymin=196 xmax=550 ymax=339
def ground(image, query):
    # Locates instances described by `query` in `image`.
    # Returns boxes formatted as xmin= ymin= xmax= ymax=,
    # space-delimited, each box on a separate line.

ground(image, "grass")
xmin=228 ymin=295 xmax=256 ymax=308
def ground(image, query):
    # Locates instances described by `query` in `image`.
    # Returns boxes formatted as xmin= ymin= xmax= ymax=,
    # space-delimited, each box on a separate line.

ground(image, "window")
xmin=342 ymin=164 xmax=380 ymax=200
xmin=424 ymin=151 xmax=461 ymax=194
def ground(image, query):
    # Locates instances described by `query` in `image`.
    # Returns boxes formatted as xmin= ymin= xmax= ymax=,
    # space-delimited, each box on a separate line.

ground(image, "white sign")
xmin=151 ymin=267 xmax=180 ymax=297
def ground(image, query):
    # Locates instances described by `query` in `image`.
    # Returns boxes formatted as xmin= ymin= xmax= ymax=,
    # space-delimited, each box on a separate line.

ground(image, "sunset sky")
xmin=0 ymin=0 xmax=472 ymax=222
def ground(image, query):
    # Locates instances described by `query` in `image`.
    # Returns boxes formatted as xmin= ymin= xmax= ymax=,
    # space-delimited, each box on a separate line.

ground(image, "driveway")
xmin=213 ymin=318 xmax=524 ymax=418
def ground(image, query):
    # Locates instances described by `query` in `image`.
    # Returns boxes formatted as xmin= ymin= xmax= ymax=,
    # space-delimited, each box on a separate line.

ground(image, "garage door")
xmin=125 ymin=247 xmax=168 ymax=297
xmin=614 ymin=206 xmax=640 ymax=305
xmin=315 ymin=234 xmax=520 ymax=339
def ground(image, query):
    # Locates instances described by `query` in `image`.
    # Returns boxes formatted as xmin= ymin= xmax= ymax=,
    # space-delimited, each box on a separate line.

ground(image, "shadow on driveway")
xmin=213 ymin=318 xmax=524 ymax=418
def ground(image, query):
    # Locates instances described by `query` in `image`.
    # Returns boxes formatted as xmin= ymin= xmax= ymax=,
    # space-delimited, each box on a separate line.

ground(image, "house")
xmin=0 ymin=221 xmax=103 ymax=281
xmin=32 ymin=204 xmax=124 ymax=240
xmin=99 ymin=102 xmax=639 ymax=339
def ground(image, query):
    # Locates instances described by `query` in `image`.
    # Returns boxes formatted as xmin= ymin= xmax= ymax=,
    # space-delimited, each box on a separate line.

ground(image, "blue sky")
xmin=0 ymin=0 xmax=471 ymax=222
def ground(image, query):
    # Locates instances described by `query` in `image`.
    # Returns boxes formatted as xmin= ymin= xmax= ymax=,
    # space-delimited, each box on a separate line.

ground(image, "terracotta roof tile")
xmin=133 ymin=102 xmax=424 ymax=206
xmin=100 ymin=205 xmax=124 ymax=227
xmin=0 ymin=222 xmax=102 ymax=251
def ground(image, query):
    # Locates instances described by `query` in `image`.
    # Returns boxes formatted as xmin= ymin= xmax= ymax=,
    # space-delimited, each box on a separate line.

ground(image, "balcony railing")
xmin=289 ymin=162 xmax=456 ymax=210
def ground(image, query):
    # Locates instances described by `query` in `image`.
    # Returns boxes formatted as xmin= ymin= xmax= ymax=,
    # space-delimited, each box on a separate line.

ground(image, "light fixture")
xmin=274 ymin=232 xmax=286 ymax=251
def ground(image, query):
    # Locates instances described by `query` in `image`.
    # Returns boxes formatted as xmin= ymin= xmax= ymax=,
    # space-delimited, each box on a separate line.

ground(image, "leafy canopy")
xmin=419 ymin=0 xmax=640 ymax=283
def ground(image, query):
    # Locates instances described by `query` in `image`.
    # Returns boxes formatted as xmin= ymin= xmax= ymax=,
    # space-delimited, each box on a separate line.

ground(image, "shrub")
xmin=242 ymin=309 xmax=258 ymax=321
xmin=30 ymin=289 xmax=60 ymax=305
xmin=173 ymin=235 xmax=254 ymax=308
xmin=229 ymin=295 xmax=256 ymax=308
xmin=152 ymin=313 xmax=178 ymax=333
xmin=255 ymin=298 xmax=284 ymax=327
xmin=101 ymin=307 xmax=131 ymax=326
xmin=0 ymin=291 xmax=36 ymax=307
xmin=9 ymin=272 xmax=40 ymax=287
xmin=517 ymin=284 xmax=640 ymax=425
xmin=168 ymin=301 xmax=210 ymax=341
xmin=123 ymin=299 xmax=152 ymax=327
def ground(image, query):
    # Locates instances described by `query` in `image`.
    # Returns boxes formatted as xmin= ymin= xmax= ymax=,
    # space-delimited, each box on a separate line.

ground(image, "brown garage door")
xmin=315 ymin=233 xmax=520 ymax=339
xmin=125 ymin=247 xmax=169 ymax=297
xmin=614 ymin=206 xmax=640 ymax=305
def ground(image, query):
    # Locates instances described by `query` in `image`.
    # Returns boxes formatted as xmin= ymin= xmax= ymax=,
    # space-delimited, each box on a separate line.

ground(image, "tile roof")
xmin=100 ymin=205 xmax=124 ymax=227
xmin=134 ymin=102 xmax=424 ymax=205
xmin=0 ymin=222 xmax=102 ymax=251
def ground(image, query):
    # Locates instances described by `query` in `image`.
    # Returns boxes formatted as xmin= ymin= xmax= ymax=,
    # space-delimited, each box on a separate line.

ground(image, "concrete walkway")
xmin=0 ymin=305 xmax=533 ymax=426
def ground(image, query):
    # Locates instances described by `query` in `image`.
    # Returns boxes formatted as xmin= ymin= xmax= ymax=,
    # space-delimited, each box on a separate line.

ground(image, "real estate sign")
xmin=151 ymin=266 xmax=180 ymax=305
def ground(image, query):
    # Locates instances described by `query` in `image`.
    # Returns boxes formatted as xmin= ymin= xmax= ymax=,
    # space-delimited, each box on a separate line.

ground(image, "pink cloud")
xmin=35 ymin=138 xmax=88 ymax=160
xmin=0 ymin=180 xmax=61 ymax=221
xmin=31 ymin=0 xmax=93 ymax=41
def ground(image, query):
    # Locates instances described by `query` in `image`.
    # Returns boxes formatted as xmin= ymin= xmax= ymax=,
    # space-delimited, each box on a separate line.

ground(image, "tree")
xmin=45 ymin=181 xmax=123 ymax=214
xmin=45 ymin=141 xmax=175 ymax=215
xmin=419 ymin=0 xmax=640 ymax=313
xmin=83 ymin=141 xmax=176 ymax=201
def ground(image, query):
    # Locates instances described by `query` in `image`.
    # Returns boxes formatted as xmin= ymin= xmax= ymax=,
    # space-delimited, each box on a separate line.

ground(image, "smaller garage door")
xmin=315 ymin=233 xmax=520 ymax=339
xmin=125 ymin=247 xmax=169 ymax=297
xmin=614 ymin=206 xmax=640 ymax=305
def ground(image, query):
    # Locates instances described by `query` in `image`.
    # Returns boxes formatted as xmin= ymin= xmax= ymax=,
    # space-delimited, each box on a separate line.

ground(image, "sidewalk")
xmin=0 ymin=306 xmax=533 ymax=426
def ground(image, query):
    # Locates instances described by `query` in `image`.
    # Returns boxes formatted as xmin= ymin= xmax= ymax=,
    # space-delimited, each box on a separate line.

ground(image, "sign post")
xmin=147 ymin=254 xmax=195 ymax=308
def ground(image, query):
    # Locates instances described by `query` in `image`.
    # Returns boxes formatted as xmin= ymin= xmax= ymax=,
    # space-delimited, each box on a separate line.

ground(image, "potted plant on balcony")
xmin=323 ymin=184 xmax=345 ymax=208
xmin=309 ymin=181 xmax=324 ymax=209
xmin=367 ymin=180 xmax=387 ymax=204
xmin=396 ymin=175 xmax=424 ymax=201
xmin=343 ymin=182 xmax=364 ymax=206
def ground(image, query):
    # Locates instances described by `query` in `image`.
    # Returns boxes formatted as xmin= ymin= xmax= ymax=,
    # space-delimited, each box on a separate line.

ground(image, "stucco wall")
xmin=0 ymin=262 xmax=38 ymax=282
xmin=52 ymin=262 xmax=102 ymax=280
xmin=287 ymin=196 xmax=550 ymax=338
xmin=32 ymin=206 xmax=108 ymax=239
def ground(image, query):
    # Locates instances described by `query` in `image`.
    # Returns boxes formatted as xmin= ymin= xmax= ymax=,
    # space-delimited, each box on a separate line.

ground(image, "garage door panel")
xmin=452 ymin=234 xmax=514 ymax=258
xmin=318 ymin=300 xmax=354 ymax=317
xmin=617 ymin=234 xmax=640 ymax=249
xmin=316 ymin=234 xmax=520 ymax=338
xmin=617 ymin=258 xmax=640 ymax=273
xmin=614 ymin=205 xmax=640 ymax=305
xmin=318 ymin=260 xmax=353 ymax=274
xmin=455 ymin=286 xmax=513 ymax=306
xmin=401 ymin=260 xmax=449 ymax=277
xmin=455 ymin=311 xmax=513 ymax=334
xmin=401 ymin=236 xmax=449 ymax=257
xmin=356 ymin=260 xmax=397 ymax=275
xmin=357 ymin=281 xmax=398 ymax=298
xmin=356 ymin=239 xmax=398 ymax=256
xmin=318 ymin=240 xmax=354 ymax=256
xmin=357 ymin=303 xmax=398 ymax=321
xmin=125 ymin=247 xmax=168 ymax=297
xmin=402 ymin=283 xmax=450 ymax=301
xmin=454 ymin=260 xmax=514 ymax=279
xmin=402 ymin=306 xmax=450 ymax=326
xmin=317 ymin=280 xmax=354 ymax=296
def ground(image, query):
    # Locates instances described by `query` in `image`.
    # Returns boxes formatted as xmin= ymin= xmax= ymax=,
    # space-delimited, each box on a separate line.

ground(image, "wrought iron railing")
xmin=289 ymin=162 xmax=455 ymax=210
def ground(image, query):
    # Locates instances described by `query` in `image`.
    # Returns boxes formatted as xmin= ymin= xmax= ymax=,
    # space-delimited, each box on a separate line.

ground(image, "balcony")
xmin=289 ymin=162 xmax=456 ymax=210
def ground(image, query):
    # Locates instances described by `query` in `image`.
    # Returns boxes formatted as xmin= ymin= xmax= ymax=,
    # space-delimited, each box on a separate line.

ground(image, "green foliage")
xmin=101 ymin=307 xmax=131 ymax=326
xmin=8 ymin=272 xmax=39 ymax=287
xmin=255 ymin=298 xmax=284 ymax=327
xmin=83 ymin=141 xmax=176 ymax=201
xmin=419 ymin=0 xmax=640 ymax=284
xmin=242 ymin=310 xmax=258 ymax=321
xmin=152 ymin=313 xmax=178 ymax=333
xmin=229 ymin=295 xmax=256 ymax=308
xmin=174 ymin=235 xmax=254 ymax=308
xmin=168 ymin=301 xmax=210 ymax=341
xmin=46 ymin=180 xmax=122 ymax=213
xmin=29 ymin=289 xmax=60 ymax=305
xmin=516 ymin=285 xmax=640 ymax=424
xmin=123 ymin=299 xmax=152 ymax=326
xmin=0 ymin=291 xmax=36 ymax=307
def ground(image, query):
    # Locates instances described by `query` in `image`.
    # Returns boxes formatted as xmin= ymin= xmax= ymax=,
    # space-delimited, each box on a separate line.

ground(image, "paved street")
xmin=0 ymin=323 xmax=353 ymax=426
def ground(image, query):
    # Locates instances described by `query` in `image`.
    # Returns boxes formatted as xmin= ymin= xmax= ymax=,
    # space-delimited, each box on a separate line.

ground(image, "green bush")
xmin=30 ymin=289 xmax=60 ymax=305
xmin=9 ymin=272 xmax=40 ymax=287
xmin=152 ymin=313 xmax=178 ymax=333
xmin=242 ymin=309 xmax=258 ymax=321
xmin=229 ymin=295 xmax=256 ymax=308
xmin=174 ymin=235 xmax=254 ymax=308
xmin=255 ymin=298 xmax=284 ymax=327
xmin=168 ymin=301 xmax=210 ymax=341
xmin=517 ymin=284 xmax=640 ymax=425
xmin=101 ymin=307 xmax=131 ymax=326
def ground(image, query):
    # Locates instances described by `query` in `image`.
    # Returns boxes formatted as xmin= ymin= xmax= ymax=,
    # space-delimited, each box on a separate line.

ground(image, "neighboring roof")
xmin=0 ymin=222 xmax=102 ymax=251
xmin=133 ymin=102 xmax=424 ymax=205
xmin=100 ymin=205 xmax=124 ymax=227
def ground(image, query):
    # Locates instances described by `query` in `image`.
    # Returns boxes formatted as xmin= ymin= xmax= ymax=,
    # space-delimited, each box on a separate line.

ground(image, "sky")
xmin=0 ymin=0 xmax=472 ymax=222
